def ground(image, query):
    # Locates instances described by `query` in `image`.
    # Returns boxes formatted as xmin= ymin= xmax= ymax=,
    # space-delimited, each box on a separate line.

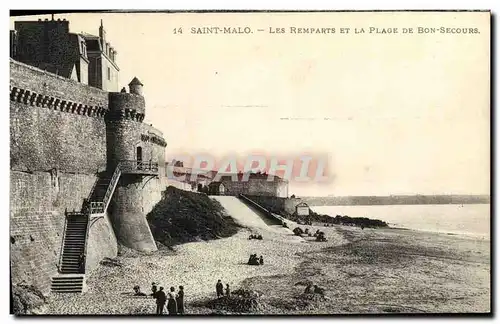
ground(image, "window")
xmin=107 ymin=67 xmax=111 ymax=80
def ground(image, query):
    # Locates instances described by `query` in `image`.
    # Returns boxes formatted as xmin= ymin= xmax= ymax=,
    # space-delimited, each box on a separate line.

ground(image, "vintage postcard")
xmin=9 ymin=10 xmax=490 ymax=315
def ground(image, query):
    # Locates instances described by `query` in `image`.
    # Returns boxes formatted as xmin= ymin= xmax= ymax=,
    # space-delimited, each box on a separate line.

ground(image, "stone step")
xmin=61 ymin=264 xmax=81 ymax=267
xmin=51 ymin=283 xmax=83 ymax=288
xmin=62 ymin=258 xmax=81 ymax=262
xmin=52 ymin=280 xmax=83 ymax=284
xmin=52 ymin=278 xmax=83 ymax=287
xmin=52 ymin=277 xmax=84 ymax=282
xmin=52 ymin=282 xmax=83 ymax=291
xmin=52 ymin=285 xmax=83 ymax=293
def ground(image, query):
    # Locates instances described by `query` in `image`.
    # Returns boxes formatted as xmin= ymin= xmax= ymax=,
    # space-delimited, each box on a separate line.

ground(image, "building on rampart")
xmin=11 ymin=18 xmax=119 ymax=91
xmin=215 ymin=172 xmax=289 ymax=198
xmin=10 ymin=18 xmax=166 ymax=295
xmin=165 ymin=162 xmax=211 ymax=192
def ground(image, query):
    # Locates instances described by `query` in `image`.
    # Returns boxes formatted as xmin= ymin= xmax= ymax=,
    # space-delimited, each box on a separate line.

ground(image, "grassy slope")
xmin=146 ymin=186 xmax=241 ymax=247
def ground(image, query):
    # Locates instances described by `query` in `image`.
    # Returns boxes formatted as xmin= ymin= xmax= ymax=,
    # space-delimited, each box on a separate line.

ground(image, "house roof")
xmin=34 ymin=62 xmax=75 ymax=79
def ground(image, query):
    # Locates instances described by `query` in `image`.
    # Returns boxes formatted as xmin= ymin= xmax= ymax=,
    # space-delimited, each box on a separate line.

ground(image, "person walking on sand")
xmin=176 ymin=286 xmax=185 ymax=314
xmin=167 ymin=286 xmax=177 ymax=315
xmin=216 ymin=279 xmax=224 ymax=298
xmin=155 ymin=286 xmax=166 ymax=315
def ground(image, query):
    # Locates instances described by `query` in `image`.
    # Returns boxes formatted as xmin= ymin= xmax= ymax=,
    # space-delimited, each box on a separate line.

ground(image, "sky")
xmin=10 ymin=12 xmax=490 ymax=196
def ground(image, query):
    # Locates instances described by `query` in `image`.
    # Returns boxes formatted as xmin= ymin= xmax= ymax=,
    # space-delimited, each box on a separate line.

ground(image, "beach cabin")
xmin=295 ymin=202 xmax=310 ymax=216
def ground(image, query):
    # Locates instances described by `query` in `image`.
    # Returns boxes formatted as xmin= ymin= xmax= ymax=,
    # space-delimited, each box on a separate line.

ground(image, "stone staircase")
xmin=51 ymin=167 xmax=122 ymax=294
xmin=89 ymin=177 xmax=112 ymax=204
xmin=51 ymin=275 xmax=86 ymax=294
xmin=51 ymin=213 xmax=88 ymax=293
xmin=59 ymin=214 xmax=88 ymax=274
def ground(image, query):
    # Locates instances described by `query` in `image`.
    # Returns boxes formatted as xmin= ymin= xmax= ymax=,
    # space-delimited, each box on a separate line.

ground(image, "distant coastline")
xmin=301 ymin=194 xmax=490 ymax=206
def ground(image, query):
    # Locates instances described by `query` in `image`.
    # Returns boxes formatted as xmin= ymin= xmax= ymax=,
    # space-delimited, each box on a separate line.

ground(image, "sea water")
xmin=311 ymin=204 xmax=490 ymax=239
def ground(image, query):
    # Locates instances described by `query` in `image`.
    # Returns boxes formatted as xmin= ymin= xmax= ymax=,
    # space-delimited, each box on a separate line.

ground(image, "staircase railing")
xmin=88 ymin=163 xmax=122 ymax=215
xmin=120 ymin=160 xmax=159 ymax=173
xmin=57 ymin=213 xmax=69 ymax=272
xmin=82 ymin=213 xmax=90 ymax=274
xmin=102 ymin=163 xmax=122 ymax=212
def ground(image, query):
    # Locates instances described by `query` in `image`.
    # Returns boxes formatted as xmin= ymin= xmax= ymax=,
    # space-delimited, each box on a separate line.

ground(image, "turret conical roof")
xmin=129 ymin=77 xmax=143 ymax=86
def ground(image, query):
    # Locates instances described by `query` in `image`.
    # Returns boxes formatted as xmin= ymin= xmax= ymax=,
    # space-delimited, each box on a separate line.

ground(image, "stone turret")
xmin=129 ymin=77 xmax=143 ymax=96
xmin=105 ymin=78 xmax=157 ymax=253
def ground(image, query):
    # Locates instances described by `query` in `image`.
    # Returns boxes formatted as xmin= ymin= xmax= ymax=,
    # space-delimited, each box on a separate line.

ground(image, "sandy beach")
xmin=43 ymin=205 xmax=490 ymax=315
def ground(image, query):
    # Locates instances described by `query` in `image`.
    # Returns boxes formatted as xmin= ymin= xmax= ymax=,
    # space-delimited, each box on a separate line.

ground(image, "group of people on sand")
xmin=304 ymin=283 xmax=325 ymax=295
xmin=248 ymin=254 xmax=264 ymax=266
xmin=248 ymin=234 xmax=263 ymax=240
xmin=314 ymin=230 xmax=327 ymax=242
xmin=216 ymin=279 xmax=231 ymax=298
xmin=147 ymin=282 xmax=184 ymax=315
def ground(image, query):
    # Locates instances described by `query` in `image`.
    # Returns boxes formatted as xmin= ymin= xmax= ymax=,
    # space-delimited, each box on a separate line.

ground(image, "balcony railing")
xmin=119 ymin=160 xmax=159 ymax=174
xmin=89 ymin=201 xmax=105 ymax=215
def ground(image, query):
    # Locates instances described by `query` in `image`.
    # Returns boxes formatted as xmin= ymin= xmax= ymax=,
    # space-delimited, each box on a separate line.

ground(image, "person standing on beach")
xmin=155 ymin=287 xmax=166 ymax=315
xmin=167 ymin=286 xmax=177 ymax=315
xmin=151 ymin=282 xmax=158 ymax=297
xmin=216 ymin=280 xmax=224 ymax=298
xmin=176 ymin=286 xmax=185 ymax=314
xmin=225 ymin=284 xmax=231 ymax=297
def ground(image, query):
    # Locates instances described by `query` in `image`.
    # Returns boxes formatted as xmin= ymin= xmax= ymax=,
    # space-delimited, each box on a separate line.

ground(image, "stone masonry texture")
xmin=10 ymin=59 xmax=167 ymax=295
